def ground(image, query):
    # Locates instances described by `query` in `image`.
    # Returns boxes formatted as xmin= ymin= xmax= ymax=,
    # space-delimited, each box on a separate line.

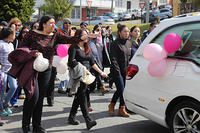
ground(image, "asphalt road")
xmin=0 ymin=81 xmax=171 ymax=133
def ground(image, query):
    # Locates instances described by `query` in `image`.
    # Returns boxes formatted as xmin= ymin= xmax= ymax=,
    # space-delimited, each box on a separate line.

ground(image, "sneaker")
xmin=0 ymin=110 xmax=8 ymax=116
xmin=5 ymin=108 xmax=12 ymax=115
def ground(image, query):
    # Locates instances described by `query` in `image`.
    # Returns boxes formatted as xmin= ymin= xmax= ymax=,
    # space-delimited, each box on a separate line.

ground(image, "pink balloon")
xmin=163 ymin=33 xmax=181 ymax=53
xmin=57 ymin=44 xmax=68 ymax=57
xmin=143 ymin=43 xmax=168 ymax=62
xmin=148 ymin=59 xmax=167 ymax=77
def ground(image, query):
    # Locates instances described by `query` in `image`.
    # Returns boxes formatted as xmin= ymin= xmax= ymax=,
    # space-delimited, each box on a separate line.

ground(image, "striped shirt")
xmin=0 ymin=40 xmax=14 ymax=72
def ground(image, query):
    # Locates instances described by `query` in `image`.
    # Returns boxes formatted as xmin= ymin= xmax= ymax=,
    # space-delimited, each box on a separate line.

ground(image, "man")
xmin=57 ymin=18 xmax=75 ymax=96
xmin=141 ymin=22 xmax=158 ymax=42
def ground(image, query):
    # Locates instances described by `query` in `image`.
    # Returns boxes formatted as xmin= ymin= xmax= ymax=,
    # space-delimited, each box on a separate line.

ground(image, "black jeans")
xmin=69 ymin=82 xmax=89 ymax=118
xmin=111 ymin=75 xmax=126 ymax=106
xmin=46 ymin=67 xmax=57 ymax=103
xmin=22 ymin=68 xmax=52 ymax=128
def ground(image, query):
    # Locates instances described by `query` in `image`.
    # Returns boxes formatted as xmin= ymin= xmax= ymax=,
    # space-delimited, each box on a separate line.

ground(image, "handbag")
xmin=33 ymin=53 xmax=49 ymax=72
xmin=126 ymin=64 xmax=139 ymax=80
xmin=82 ymin=73 xmax=96 ymax=85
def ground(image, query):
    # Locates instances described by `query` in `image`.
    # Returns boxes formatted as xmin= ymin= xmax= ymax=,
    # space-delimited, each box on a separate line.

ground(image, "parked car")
xmin=101 ymin=12 xmax=119 ymax=22
xmin=85 ymin=16 xmax=115 ymax=25
xmin=127 ymin=9 xmax=141 ymax=20
xmin=141 ymin=12 xmax=159 ymax=23
xmin=160 ymin=8 xmax=172 ymax=18
xmin=124 ymin=14 xmax=200 ymax=133
xmin=151 ymin=11 xmax=168 ymax=20
xmin=118 ymin=12 xmax=131 ymax=21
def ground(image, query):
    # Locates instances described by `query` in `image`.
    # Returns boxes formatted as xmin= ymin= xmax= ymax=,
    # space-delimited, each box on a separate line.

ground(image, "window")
xmin=152 ymin=22 xmax=200 ymax=65
xmin=71 ymin=7 xmax=80 ymax=19
xmin=115 ymin=0 xmax=123 ymax=7
xmin=86 ymin=8 xmax=96 ymax=18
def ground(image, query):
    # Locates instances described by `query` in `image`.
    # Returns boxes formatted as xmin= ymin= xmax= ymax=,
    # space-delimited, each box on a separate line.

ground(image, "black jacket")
xmin=110 ymin=38 xmax=133 ymax=77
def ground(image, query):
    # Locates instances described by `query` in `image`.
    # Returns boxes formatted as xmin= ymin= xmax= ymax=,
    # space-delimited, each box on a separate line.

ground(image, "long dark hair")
xmin=17 ymin=26 xmax=29 ymax=42
xmin=0 ymin=27 xmax=14 ymax=40
xmin=73 ymin=29 xmax=91 ymax=55
xmin=38 ymin=15 xmax=54 ymax=31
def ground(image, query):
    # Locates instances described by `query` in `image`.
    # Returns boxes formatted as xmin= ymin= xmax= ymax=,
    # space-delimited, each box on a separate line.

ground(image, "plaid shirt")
xmin=0 ymin=40 xmax=14 ymax=72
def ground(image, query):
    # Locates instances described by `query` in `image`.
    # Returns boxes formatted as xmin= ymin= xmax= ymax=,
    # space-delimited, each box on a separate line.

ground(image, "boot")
xmin=118 ymin=106 xmax=130 ymax=117
xmin=100 ymin=85 xmax=109 ymax=95
xmin=22 ymin=126 xmax=30 ymax=133
xmin=108 ymin=102 xmax=115 ymax=116
xmin=68 ymin=114 xmax=80 ymax=125
xmin=85 ymin=117 xmax=97 ymax=130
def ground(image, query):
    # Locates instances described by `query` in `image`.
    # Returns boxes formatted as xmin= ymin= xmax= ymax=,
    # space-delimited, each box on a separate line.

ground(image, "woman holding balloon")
xmin=19 ymin=15 xmax=87 ymax=133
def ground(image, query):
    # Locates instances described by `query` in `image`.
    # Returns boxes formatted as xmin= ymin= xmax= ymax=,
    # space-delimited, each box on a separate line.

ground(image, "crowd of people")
xmin=0 ymin=15 xmax=158 ymax=133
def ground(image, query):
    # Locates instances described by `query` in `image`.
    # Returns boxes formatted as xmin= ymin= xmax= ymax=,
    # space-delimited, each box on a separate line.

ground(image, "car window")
xmin=152 ymin=22 xmax=200 ymax=65
xmin=103 ymin=16 xmax=110 ymax=19
xmin=96 ymin=17 xmax=101 ymax=20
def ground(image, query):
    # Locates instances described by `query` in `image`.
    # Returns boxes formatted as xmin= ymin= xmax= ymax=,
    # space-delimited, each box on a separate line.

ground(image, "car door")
xmin=125 ymin=21 xmax=200 ymax=117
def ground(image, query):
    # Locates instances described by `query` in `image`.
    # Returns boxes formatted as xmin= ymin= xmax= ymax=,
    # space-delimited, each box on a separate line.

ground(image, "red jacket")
xmin=8 ymin=47 xmax=38 ymax=99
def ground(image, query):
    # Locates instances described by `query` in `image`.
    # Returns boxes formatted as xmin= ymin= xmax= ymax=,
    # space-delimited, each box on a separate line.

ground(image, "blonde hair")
xmin=8 ymin=17 xmax=22 ymax=27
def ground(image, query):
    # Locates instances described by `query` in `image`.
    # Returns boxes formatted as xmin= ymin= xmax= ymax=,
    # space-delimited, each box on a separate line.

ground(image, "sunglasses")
xmin=22 ymin=31 xmax=28 ymax=34
xmin=64 ymin=22 xmax=71 ymax=25
xmin=15 ymin=24 xmax=21 ymax=27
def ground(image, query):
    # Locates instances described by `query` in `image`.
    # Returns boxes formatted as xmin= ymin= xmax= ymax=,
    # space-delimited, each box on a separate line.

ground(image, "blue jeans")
xmin=58 ymin=80 xmax=68 ymax=90
xmin=10 ymin=86 xmax=22 ymax=105
xmin=111 ymin=75 xmax=126 ymax=106
xmin=0 ymin=73 xmax=18 ymax=109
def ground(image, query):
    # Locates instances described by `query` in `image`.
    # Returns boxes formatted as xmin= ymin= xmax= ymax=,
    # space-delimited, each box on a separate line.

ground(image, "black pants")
xmin=111 ymin=75 xmax=126 ymax=106
xmin=46 ymin=67 xmax=57 ymax=103
xmin=22 ymin=68 xmax=52 ymax=128
xmin=69 ymin=82 xmax=89 ymax=119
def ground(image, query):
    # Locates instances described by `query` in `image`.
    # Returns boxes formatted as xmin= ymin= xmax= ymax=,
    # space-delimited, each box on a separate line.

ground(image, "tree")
xmin=0 ymin=0 xmax=35 ymax=23
xmin=40 ymin=0 xmax=75 ymax=22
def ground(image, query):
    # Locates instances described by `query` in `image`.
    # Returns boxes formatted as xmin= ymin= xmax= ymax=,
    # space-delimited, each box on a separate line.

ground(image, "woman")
xmin=19 ymin=15 xmax=86 ymax=133
xmin=89 ymin=25 xmax=109 ymax=94
xmin=10 ymin=26 xmax=30 ymax=105
xmin=0 ymin=27 xmax=17 ymax=116
xmin=108 ymin=24 xmax=133 ymax=117
xmin=67 ymin=29 xmax=107 ymax=130
xmin=130 ymin=26 xmax=141 ymax=54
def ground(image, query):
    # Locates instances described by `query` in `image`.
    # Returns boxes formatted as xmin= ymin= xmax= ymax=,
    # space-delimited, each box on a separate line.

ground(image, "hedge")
xmin=81 ymin=23 xmax=151 ymax=38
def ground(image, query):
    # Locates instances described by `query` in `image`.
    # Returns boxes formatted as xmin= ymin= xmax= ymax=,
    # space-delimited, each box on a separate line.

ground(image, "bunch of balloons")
xmin=52 ymin=44 xmax=69 ymax=74
xmin=143 ymin=33 xmax=181 ymax=77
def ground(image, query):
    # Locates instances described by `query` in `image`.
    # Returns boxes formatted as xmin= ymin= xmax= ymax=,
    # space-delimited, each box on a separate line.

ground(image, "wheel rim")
xmin=173 ymin=107 xmax=200 ymax=133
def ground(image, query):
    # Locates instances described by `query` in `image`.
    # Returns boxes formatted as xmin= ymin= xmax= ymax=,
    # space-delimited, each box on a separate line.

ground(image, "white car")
xmin=124 ymin=14 xmax=200 ymax=133
xmin=160 ymin=8 xmax=172 ymax=18
xmin=86 ymin=16 xmax=115 ymax=25
xmin=118 ymin=12 xmax=131 ymax=21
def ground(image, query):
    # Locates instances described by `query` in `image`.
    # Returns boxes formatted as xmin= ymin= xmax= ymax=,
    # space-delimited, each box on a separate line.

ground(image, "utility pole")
xmin=111 ymin=0 xmax=114 ymax=12
xmin=145 ymin=0 xmax=150 ymax=23
xmin=80 ymin=0 xmax=82 ymax=22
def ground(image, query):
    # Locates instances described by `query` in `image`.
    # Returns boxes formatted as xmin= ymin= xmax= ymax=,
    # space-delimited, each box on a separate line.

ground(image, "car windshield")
xmin=103 ymin=16 xmax=110 ymax=19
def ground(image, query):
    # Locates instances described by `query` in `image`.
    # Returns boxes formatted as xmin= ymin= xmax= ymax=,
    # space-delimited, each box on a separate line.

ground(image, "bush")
xmin=85 ymin=23 xmax=150 ymax=38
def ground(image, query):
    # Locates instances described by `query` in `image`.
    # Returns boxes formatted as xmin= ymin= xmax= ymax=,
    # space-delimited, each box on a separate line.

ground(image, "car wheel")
xmin=169 ymin=101 xmax=200 ymax=133
xmin=132 ymin=15 xmax=135 ymax=20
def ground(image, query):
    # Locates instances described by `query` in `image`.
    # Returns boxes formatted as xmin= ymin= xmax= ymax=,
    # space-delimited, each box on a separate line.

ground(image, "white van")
xmin=124 ymin=14 xmax=200 ymax=133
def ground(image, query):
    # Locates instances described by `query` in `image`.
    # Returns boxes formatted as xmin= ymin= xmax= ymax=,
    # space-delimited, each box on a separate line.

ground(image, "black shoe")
xmin=85 ymin=117 xmax=97 ymax=130
xmin=33 ymin=126 xmax=47 ymax=133
xmin=22 ymin=126 xmax=30 ymax=133
xmin=68 ymin=115 xmax=80 ymax=125
xmin=47 ymin=98 xmax=54 ymax=107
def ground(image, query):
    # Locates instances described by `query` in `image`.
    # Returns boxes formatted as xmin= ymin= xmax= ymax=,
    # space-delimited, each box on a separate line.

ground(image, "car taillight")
xmin=126 ymin=64 xmax=139 ymax=80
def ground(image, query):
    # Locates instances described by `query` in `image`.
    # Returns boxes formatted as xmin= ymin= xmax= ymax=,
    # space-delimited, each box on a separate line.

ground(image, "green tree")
xmin=40 ymin=0 xmax=74 ymax=22
xmin=0 ymin=0 xmax=35 ymax=23
xmin=193 ymin=0 xmax=200 ymax=11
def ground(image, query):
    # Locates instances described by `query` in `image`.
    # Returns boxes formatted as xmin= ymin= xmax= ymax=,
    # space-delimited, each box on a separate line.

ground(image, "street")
xmin=0 ymin=81 xmax=170 ymax=133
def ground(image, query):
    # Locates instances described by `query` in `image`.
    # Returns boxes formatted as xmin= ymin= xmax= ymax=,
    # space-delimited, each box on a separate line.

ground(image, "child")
xmin=0 ymin=63 xmax=4 ymax=126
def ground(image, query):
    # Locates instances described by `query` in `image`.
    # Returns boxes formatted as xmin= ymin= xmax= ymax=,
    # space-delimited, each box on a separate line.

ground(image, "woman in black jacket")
xmin=108 ymin=24 xmax=133 ymax=117
xmin=67 ymin=29 xmax=107 ymax=130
